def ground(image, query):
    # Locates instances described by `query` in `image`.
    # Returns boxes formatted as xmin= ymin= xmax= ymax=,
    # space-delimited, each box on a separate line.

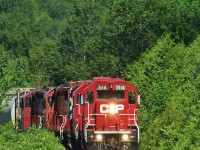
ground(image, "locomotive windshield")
xmin=97 ymin=90 xmax=124 ymax=99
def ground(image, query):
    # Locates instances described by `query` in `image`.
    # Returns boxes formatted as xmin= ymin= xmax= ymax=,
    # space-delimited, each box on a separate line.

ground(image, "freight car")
xmin=0 ymin=77 xmax=140 ymax=150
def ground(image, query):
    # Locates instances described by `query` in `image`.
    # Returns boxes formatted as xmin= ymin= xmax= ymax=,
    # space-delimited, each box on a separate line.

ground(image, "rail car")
xmin=0 ymin=77 xmax=140 ymax=150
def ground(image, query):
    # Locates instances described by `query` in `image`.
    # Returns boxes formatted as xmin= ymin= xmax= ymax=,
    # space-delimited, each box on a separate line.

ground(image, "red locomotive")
xmin=0 ymin=77 xmax=140 ymax=150
xmin=78 ymin=77 xmax=140 ymax=150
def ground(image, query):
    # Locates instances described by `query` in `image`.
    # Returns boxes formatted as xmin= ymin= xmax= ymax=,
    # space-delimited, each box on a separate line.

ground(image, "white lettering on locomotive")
xmin=115 ymin=85 xmax=126 ymax=90
xmin=100 ymin=104 xmax=124 ymax=113
xmin=96 ymin=85 xmax=108 ymax=90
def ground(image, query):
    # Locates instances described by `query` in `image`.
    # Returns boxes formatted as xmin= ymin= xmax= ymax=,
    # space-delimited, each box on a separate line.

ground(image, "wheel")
xmin=97 ymin=143 xmax=104 ymax=150
xmin=120 ymin=144 xmax=128 ymax=150
xmin=131 ymin=143 xmax=138 ymax=150
xmin=120 ymin=143 xmax=138 ymax=150
xmin=73 ymin=124 xmax=79 ymax=139
xmin=61 ymin=135 xmax=72 ymax=150
xmin=85 ymin=145 xmax=95 ymax=150
xmin=85 ymin=143 xmax=104 ymax=150
xmin=71 ymin=133 xmax=79 ymax=150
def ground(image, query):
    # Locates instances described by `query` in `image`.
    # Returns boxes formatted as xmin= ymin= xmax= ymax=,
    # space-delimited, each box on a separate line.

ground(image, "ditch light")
xmin=122 ymin=134 xmax=129 ymax=141
xmin=96 ymin=134 xmax=103 ymax=141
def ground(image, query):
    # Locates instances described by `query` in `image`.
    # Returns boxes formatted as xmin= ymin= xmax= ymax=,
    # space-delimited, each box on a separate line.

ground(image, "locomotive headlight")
xmin=96 ymin=134 xmax=103 ymax=141
xmin=109 ymin=104 xmax=115 ymax=114
xmin=122 ymin=134 xmax=129 ymax=141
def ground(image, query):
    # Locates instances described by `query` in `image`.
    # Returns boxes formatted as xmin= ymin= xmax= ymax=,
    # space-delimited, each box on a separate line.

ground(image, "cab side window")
xmin=76 ymin=94 xmax=84 ymax=105
xmin=64 ymin=91 xmax=69 ymax=101
xmin=26 ymin=98 xmax=32 ymax=107
xmin=48 ymin=96 xmax=53 ymax=107
xmin=87 ymin=91 xmax=94 ymax=104
xmin=128 ymin=91 xmax=135 ymax=104
xmin=20 ymin=98 xmax=24 ymax=108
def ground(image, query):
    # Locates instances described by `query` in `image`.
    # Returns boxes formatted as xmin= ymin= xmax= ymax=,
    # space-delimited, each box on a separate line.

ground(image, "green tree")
xmin=59 ymin=0 xmax=200 ymax=80
xmin=0 ymin=47 xmax=33 ymax=108
xmin=58 ymin=1 xmax=118 ymax=81
xmin=123 ymin=35 xmax=200 ymax=149
xmin=0 ymin=0 xmax=69 ymax=86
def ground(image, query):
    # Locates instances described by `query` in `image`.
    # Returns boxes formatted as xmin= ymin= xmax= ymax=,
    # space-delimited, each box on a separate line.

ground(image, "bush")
xmin=0 ymin=123 xmax=65 ymax=150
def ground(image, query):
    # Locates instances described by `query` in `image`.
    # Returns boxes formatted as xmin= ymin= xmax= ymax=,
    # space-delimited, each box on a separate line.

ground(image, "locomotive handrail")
xmin=38 ymin=115 xmax=44 ymax=129
xmin=90 ymin=113 xmax=107 ymax=127
xmin=59 ymin=115 xmax=67 ymax=140
xmin=56 ymin=114 xmax=69 ymax=117
xmin=30 ymin=115 xmax=45 ymax=129
xmin=118 ymin=113 xmax=137 ymax=126
xmin=85 ymin=113 xmax=107 ymax=128
xmin=84 ymin=102 xmax=90 ymax=126
xmin=118 ymin=110 xmax=140 ymax=143
xmin=88 ymin=113 xmax=107 ymax=123
xmin=89 ymin=114 xmax=107 ymax=116
xmin=134 ymin=109 xmax=140 ymax=143
xmin=54 ymin=112 xmax=69 ymax=131
xmin=84 ymin=101 xmax=107 ymax=128
xmin=118 ymin=114 xmax=136 ymax=116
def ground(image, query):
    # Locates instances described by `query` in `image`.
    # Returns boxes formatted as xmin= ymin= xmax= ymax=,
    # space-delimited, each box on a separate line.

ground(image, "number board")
xmin=115 ymin=85 xmax=126 ymax=90
xmin=96 ymin=85 xmax=108 ymax=90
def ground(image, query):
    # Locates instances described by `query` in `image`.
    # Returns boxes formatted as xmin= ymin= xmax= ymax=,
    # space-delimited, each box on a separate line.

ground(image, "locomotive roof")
xmin=93 ymin=77 xmax=125 ymax=82
xmin=36 ymin=87 xmax=55 ymax=96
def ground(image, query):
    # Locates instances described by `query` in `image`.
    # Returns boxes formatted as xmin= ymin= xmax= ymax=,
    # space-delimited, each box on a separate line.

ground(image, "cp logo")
xmin=100 ymin=104 xmax=124 ymax=113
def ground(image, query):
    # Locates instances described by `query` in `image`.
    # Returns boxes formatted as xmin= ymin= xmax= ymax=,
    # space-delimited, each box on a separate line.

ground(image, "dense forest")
xmin=0 ymin=0 xmax=199 ymax=149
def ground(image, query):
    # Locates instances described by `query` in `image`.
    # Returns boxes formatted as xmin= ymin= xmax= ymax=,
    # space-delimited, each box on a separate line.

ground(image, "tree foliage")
xmin=0 ymin=123 xmax=65 ymax=150
xmin=1 ymin=0 xmax=200 ymax=84
xmin=123 ymin=35 xmax=200 ymax=149
xmin=0 ymin=0 xmax=200 ymax=149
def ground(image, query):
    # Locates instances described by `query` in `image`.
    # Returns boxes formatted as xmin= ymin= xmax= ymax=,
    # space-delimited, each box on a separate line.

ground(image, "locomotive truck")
xmin=0 ymin=77 xmax=140 ymax=150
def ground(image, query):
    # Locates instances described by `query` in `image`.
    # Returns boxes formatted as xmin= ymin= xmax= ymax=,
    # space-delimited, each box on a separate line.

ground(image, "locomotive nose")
xmin=95 ymin=100 xmax=128 ymax=130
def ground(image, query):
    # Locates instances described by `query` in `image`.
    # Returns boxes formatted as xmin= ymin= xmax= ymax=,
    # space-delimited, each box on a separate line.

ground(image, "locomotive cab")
xmin=31 ymin=87 xmax=55 ymax=129
xmin=72 ymin=81 xmax=90 ymax=139
xmin=54 ymin=86 xmax=71 ymax=139
xmin=17 ymin=89 xmax=35 ymax=130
